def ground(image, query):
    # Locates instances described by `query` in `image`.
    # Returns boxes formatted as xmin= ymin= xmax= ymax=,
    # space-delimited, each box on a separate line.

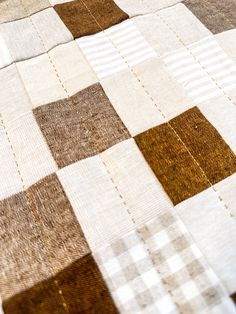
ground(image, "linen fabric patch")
xmin=33 ymin=83 xmax=130 ymax=168
xmin=54 ymin=0 xmax=128 ymax=39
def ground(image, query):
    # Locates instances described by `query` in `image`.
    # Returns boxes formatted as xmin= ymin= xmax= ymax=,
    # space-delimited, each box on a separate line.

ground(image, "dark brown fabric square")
xmin=3 ymin=255 xmax=118 ymax=314
xmin=33 ymin=83 xmax=130 ymax=168
xmin=0 ymin=174 xmax=90 ymax=301
xmin=135 ymin=107 xmax=236 ymax=204
xmin=183 ymin=0 xmax=236 ymax=34
xmin=54 ymin=0 xmax=128 ymax=38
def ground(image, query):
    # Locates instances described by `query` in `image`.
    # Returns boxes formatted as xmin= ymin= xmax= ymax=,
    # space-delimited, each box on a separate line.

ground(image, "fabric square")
xmin=0 ymin=0 xmax=51 ymax=24
xmin=0 ymin=8 xmax=72 ymax=62
xmin=135 ymin=107 xmax=236 ymax=204
xmin=0 ymin=34 xmax=12 ymax=69
xmin=183 ymin=0 xmax=236 ymax=34
xmin=57 ymin=155 xmax=135 ymax=251
xmin=164 ymin=36 xmax=236 ymax=104
xmin=34 ymin=83 xmax=130 ymax=168
xmin=77 ymin=19 xmax=156 ymax=79
xmin=94 ymin=230 xmax=176 ymax=313
xmin=216 ymin=29 xmax=236 ymax=64
xmin=101 ymin=139 xmax=173 ymax=227
xmin=0 ymin=173 xmax=90 ymax=301
xmin=138 ymin=211 xmax=234 ymax=313
xmin=3 ymin=255 xmax=118 ymax=314
xmin=176 ymin=187 xmax=236 ymax=294
xmin=54 ymin=0 xmax=128 ymax=39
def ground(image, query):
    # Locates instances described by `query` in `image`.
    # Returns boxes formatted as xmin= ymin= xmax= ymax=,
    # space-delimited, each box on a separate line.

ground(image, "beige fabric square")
xmin=157 ymin=3 xmax=211 ymax=46
xmin=17 ymin=53 xmax=67 ymax=108
xmin=57 ymin=155 xmax=135 ymax=251
xmin=49 ymin=41 xmax=97 ymax=96
xmin=5 ymin=111 xmax=58 ymax=188
xmin=176 ymin=188 xmax=236 ymax=294
xmin=133 ymin=58 xmax=192 ymax=120
xmin=0 ymin=64 xmax=32 ymax=123
xmin=101 ymin=139 xmax=173 ymax=227
xmin=0 ymin=8 xmax=72 ymax=62
xmin=0 ymin=0 xmax=51 ymax=24
xmin=216 ymin=29 xmax=236 ymax=63
xmin=101 ymin=67 xmax=163 ymax=136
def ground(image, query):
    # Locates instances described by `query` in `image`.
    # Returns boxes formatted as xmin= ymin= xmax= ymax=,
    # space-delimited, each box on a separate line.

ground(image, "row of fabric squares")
xmin=0 ymin=2 xmax=212 ymax=68
xmin=1 ymin=142 xmax=236 ymax=312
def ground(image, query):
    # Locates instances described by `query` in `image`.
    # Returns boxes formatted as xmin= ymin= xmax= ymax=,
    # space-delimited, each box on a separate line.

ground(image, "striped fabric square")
xmin=94 ymin=230 xmax=177 ymax=314
xmin=164 ymin=37 xmax=236 ymax=104
xmin=77 ymin=20 xmax=157 ymax=79
xmin=139 ymin=212 xmax=236 ymax=313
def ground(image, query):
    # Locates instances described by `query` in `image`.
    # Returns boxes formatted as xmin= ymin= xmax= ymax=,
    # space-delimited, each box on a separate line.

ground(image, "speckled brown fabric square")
xmin=183 ymin=0 xmax=236 ymax=34
xmin=135 ymin=107 xmax=236 ymax=204
xmin=3 ymin=255 xmax=118 ymax=314
xmin=54 ymin=0 xmax=128 ymax=38
xmin=33 ymin=83 xmax=130 ymax=168
xmin=0 ymin=173 xmax=90 ymax=301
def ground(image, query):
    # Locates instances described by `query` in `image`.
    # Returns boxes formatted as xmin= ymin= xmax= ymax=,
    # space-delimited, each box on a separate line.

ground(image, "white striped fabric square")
xmin=0 ymin=34 xmax=12 ymax=69
xmin=94 ymin=230 xmax=177 ymax=314
xmin=77 ymin=20 xmax=157 ymax=79
xmin=164 ymin=36 xmax=236 ymax=104
xmin=139 ymin=211 xmax=235 ymax=313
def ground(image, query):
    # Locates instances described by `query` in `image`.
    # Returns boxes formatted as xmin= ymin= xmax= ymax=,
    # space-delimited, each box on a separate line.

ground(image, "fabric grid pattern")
xmin=0 ymin=0 xmax=236 ymax=313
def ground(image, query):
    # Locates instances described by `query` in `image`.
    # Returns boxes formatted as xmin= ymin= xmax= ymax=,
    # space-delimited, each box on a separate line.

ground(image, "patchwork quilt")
xmin=0 ymin=0 xmax=236 ymax=313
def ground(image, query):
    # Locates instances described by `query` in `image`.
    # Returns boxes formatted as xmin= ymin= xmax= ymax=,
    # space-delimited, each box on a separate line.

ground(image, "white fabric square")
xmin=0 ymin=34 xmax=12 ymax=69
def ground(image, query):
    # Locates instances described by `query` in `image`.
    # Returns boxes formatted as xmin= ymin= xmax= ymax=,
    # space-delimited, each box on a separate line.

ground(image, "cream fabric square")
xmin=0 ymin=34 xmax=12 ymax=69
xmin=0 ymin=64 xmax=32 ymax=123
xmin=133 ymin=57 xmax=192 ymax=120
xmin=101 ymin=68 xmax=163 ymax=136
xmin=101 ymin=139 xmax=173 ymax=227
xmin=57 ymin=156 xmax=135 ymax=251
xmin=216 ymin=29 xmax=236 ymax=64
xmin=17 ymin=53 xmax=67 ymax=108
xmin=5 ymin=111 xmax=58 ymax=188
xmin=49 ymin=41 xmax=97 ymax=96
xmin=176 ymin=188 xmax=236 ymax=294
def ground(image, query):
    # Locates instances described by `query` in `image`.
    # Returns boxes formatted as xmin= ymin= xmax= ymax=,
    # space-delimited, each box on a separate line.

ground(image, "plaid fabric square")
xmin=77 ymin=19 xmax=156 ymax=79
xmin=33 ymin=83 xmax=130 ymax=168
xmin=183 ymin=0 xmax=236 ymax=34
xmin=139 ymin=211 xmax=234 ymax=313
xmin=164 ymin=36 xmax=236 ymax=104
xmin=54 ymin=0 xmax=128 ymax=39
xmin=0 ymin=8 xmax=72 ymax=61
xmin=94 ymin=230 xmax=177 ymax=313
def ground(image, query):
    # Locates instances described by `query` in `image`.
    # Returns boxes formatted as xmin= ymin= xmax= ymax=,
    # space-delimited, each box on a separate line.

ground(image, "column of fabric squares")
xmin=77 ymin=19 xmax=157 ymax=79
xmin=94 ymin=230 xmax=178 ymax=314
xmin=138 ymin=211 xmax=236 ymax=313
xmin=164 ymin=36 xmax=236 ymax=104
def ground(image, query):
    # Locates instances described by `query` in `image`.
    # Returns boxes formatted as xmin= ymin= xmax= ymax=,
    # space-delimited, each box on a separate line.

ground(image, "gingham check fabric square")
xmin=94 ymin=230 xmax=177 ymax=314
xmin=139 ymin=211 xmax=232 ymax=313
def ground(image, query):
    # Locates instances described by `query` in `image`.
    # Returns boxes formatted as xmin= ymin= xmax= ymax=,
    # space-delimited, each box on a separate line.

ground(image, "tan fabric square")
xmin=0 ymin=173 xmax=89 ymax=300
xmin=34 ymin=83 xmax=130 ymax=168
xmin=183 ymin=0 xmax=236 ymax=34
xmin=54 ymin=0 xmax=128 ymax=38
xmin=135 ymin=107 xmax=236 ymax=204
xmin=3 ymin=255 xmax=118 ymax=314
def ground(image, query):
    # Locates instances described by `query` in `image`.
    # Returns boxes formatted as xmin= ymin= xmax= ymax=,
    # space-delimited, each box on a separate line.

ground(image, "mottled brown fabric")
xmin=135 ymin=122 xmax=210 ymax=205
xmin=183 ymin=0 xmax=236 ymax=34
xmin=0 ymin=173 xmax=89 ymax=301
xmin=54 ymin=0 xmax=128 ymax=38
xmin=33 ymin=83 xmax=130 ymax=168
xmin=3 ymin=255 xmax=118 ymax=314
xmin=135 ymin=107 xmax=236 ymax=204
xmin=170 ymin=107 xmax=236 ymax=185
xmin=231 ymin=292 xmax=236 ymax=305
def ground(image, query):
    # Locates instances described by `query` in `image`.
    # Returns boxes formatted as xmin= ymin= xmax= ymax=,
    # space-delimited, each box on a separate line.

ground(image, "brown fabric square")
xmin=54 ymin=0 xmax=128 ymax=38
xmin=3 ymin=255 xmax=118 ymax=314
xmin=135 ymin=121 xmax=210 ymax=205
xmin=33 ymin=83 xmax=130 ymax=168
xmin=183 ymin=0 xmax=236 ymax=34
xmin=170 ymin=107 xmax=236 ymax=185
xmin=135 ymin=107 xmax=236 ymax=204
xmin=231 ymin=292 xmax=236 ymax=304
xmin=0 ymin=173 xmax=89 ymax=301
